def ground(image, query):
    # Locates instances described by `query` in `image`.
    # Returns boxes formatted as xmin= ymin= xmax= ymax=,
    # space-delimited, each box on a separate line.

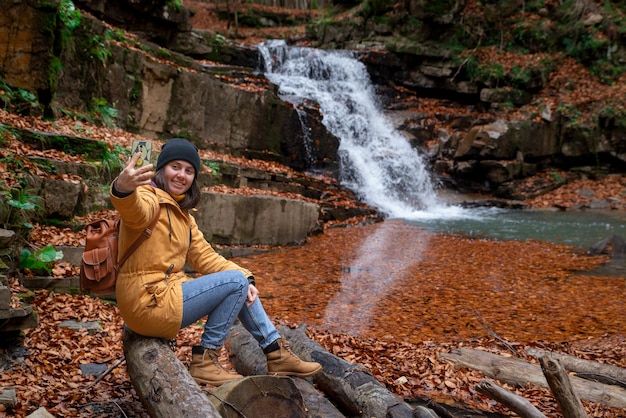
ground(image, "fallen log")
xmin=208 ymin=375 xmax=308 ymax=417
xmin=539 ymin=355 xmax=588 ymax=418
xmin=227 ymin=322 xmax=345 ymax=417
xmin=526 ymin=347 xmax=626 ymax=388
xmin=292 ymin=377 xmax=347 ymax=418
xmin=122 ymin=326 xmax=220 ymax=418
xmin=278 ymin=325 xmax=430 ymax=418
xmin=228 ymin=323 xmax=440 ymax=418
xmin=228 ymin=322 xmax=426 ymax=417
xmin=439 ymin=347 xmax=626 ymax=409
xmin=475 ymin=379 xmax=546 ymax=418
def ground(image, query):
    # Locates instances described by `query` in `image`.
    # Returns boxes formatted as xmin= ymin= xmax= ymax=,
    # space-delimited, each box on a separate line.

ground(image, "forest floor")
xmin=1 ymin=2 xmax=626 ymax=418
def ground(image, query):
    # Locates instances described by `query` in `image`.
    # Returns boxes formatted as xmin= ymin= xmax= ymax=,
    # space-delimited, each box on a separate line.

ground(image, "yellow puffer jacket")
xmin=110 ymin=185 xmax=252 ymax=339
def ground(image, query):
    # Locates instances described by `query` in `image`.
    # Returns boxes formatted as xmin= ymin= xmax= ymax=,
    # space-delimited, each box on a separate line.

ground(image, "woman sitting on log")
xmin=110 ymin=137 xmax=322 ymax=386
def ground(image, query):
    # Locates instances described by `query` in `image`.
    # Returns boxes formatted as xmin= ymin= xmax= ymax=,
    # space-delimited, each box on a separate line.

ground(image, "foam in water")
xmin=258 ymin=40 xmax=444 ymax=218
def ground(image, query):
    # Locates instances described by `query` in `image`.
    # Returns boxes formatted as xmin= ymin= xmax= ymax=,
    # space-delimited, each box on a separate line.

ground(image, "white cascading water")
xmin=257 ymin=40 xmax=453 ymax=219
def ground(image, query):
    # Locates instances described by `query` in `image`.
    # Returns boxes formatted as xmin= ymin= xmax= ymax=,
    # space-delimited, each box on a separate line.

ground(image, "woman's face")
xmin=164 ymin=160 xmax=195 ymax=195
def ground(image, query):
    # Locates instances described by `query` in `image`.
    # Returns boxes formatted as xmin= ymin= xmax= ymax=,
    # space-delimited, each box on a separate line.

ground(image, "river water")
xmin=403 ymin=205 xmax=626 ymax=250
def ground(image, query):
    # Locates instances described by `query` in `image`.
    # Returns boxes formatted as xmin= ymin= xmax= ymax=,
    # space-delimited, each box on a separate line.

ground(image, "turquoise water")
xmin=401 ymin=207 xmax=626 ymax=251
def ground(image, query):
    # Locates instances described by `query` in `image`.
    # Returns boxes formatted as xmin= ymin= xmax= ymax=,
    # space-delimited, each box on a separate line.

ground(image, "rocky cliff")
xmin=1 ymin=0 xmax=625 ymax=203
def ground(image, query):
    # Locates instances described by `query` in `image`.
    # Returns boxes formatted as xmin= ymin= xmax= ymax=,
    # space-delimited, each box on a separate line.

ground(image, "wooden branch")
xmin=291 ymin=378 xmax=347 ymax=418
xmin=439 ymin=347 xmax=626 ymax=408
xmin=475 ymin=379 xmax=546 ymax=418
xmin=473 ymin=308 xmax=519 ymax=356
xmin=539 ymin=355 xmax=588 ymax=418
xmin=413 ymin=405 xmax=440 ymax=417
xmin=527 ymin=348 xmax=626 ymax=388
xmin=80 ymin=357 xmax=126 ymax=390
xmin=122 ymin=326 xmax=221 ymax=418
xmin=0 ymin=387 xmax=17 ymax=411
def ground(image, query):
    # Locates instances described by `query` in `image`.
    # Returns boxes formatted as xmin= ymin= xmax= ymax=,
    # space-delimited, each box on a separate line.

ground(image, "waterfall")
xmin=258 ymin=40 xmax=445 ymax=218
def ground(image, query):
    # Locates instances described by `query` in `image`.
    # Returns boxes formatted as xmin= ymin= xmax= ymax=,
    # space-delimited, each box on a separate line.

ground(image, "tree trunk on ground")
xmin=227 ymin=322 xmax=346 ymax=417
xmin=475 ymin=379 xmax=546 ymax=418
xmin=439 ymin=347 xmax=626 ymax=408
xmin=526 ymin=347 xmax=626 ymax=388
xmin=208 ymin=375 xmax=308 ymax=417
xmin=122 ymin=326 xmax=221 ymax=418
xmin=539 ymin=355 xmax=588 ymax=418
xmin=277 ymin=325 xmax=427 ymax=418
xmin=227 ymin=323 xmax=441 ymax=417
xmin=291 ymin=377 xmax=347 ymax=418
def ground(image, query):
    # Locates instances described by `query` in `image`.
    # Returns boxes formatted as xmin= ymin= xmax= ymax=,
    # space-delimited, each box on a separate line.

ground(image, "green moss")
xmin=58 ymin=0 xmax=81 ymax=48
xmin=468 ymin=61 xmax=506 ymax=86
xmin=88 ymin=34 xmax=112 ymax=64
xmin=557 ymin=103 xmax=584 ymax=128
xmin=48 ymin=56 xmax=63 ymax=92
xmin=16 ymin=289 xmax=37 ymax=304
xmin=105 ymin=28 xmax=126 ymax=42
xmin=22 ymin=131 xmax=109 ymax=160
xmin=509 ymin=66 xmax=533 ymax=88
xmin=509 ymin=19 xmax=552 ymax=53
xmin=130 ymin=78 xmax=142 ymax=103
xmin=156 ymin=48 xmax=172 ymax=59
xmin=597 ymin=103 xmax=626 ymax=129
xmin=166 ymin=0 xmax=182 ymax=12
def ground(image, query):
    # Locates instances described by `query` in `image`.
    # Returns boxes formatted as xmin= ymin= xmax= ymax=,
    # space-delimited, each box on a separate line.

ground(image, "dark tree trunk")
xmin=228 ymin=322 xmax=441 ymax=417
xmin=278 ymin=325 xmax=424 ymax=418
xmin=526 ymin=347 xmax=626 ymax=388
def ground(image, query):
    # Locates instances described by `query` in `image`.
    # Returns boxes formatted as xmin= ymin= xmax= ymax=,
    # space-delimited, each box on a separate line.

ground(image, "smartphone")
xmin=131 ymin=140 xmax=152 ymax=168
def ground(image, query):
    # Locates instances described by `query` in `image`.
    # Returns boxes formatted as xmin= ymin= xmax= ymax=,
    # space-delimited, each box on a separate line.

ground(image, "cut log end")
xmin=209 ymin=375 xmax=308 ymax=418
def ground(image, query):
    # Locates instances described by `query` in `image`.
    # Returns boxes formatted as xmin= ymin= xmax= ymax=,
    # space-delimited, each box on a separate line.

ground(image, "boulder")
xmin=195 ymin=192 xmax=320 ymax=245
xmin=42 ymin=178 xmax=83 ymax=219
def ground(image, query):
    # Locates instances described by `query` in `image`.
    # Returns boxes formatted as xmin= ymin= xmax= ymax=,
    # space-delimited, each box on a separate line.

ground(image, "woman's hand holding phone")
xmin=115 ymin=150 xmax=154 ymax=193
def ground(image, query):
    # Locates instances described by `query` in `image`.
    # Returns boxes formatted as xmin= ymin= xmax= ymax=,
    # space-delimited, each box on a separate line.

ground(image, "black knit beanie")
xmin=156 ymin=138 xmax=201 ymax=178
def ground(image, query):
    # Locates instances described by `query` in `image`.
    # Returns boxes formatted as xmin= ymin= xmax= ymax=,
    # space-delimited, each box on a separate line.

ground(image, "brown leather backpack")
xmin=80 ymin=211 xmax=159 ymax=295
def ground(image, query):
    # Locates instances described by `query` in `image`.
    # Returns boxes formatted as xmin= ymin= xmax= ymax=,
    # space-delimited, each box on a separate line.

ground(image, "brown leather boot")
xmin=189 ymin=346 xmax=243 ymax=386
xmin=265 ymin=338 xmax=322 ymax=377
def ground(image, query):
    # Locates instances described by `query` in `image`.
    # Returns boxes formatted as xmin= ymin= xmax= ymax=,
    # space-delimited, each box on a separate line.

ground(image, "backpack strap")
xmin=116 ymin=208 xmax=161 ymax=270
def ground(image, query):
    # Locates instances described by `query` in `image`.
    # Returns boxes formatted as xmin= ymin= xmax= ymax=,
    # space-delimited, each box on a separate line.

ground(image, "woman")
xmin=111 ymin=138 xmax=322 ymax=386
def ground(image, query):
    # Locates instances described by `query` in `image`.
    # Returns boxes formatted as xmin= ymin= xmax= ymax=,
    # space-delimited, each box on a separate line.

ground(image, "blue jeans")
xmin=180 ymin=270 xmax=281 ymax=350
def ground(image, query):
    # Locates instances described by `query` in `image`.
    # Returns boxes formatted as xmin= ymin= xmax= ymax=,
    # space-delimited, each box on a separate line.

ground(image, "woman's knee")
xmin=233 ymin=270 xmax=249 ymax=287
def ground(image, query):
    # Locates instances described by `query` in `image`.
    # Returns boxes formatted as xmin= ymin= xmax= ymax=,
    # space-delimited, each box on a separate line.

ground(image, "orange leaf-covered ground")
xmin=2 ymin=220 xmax=625 ymax=417
xmin=234 ymin=220 xmax=622 ymax=344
